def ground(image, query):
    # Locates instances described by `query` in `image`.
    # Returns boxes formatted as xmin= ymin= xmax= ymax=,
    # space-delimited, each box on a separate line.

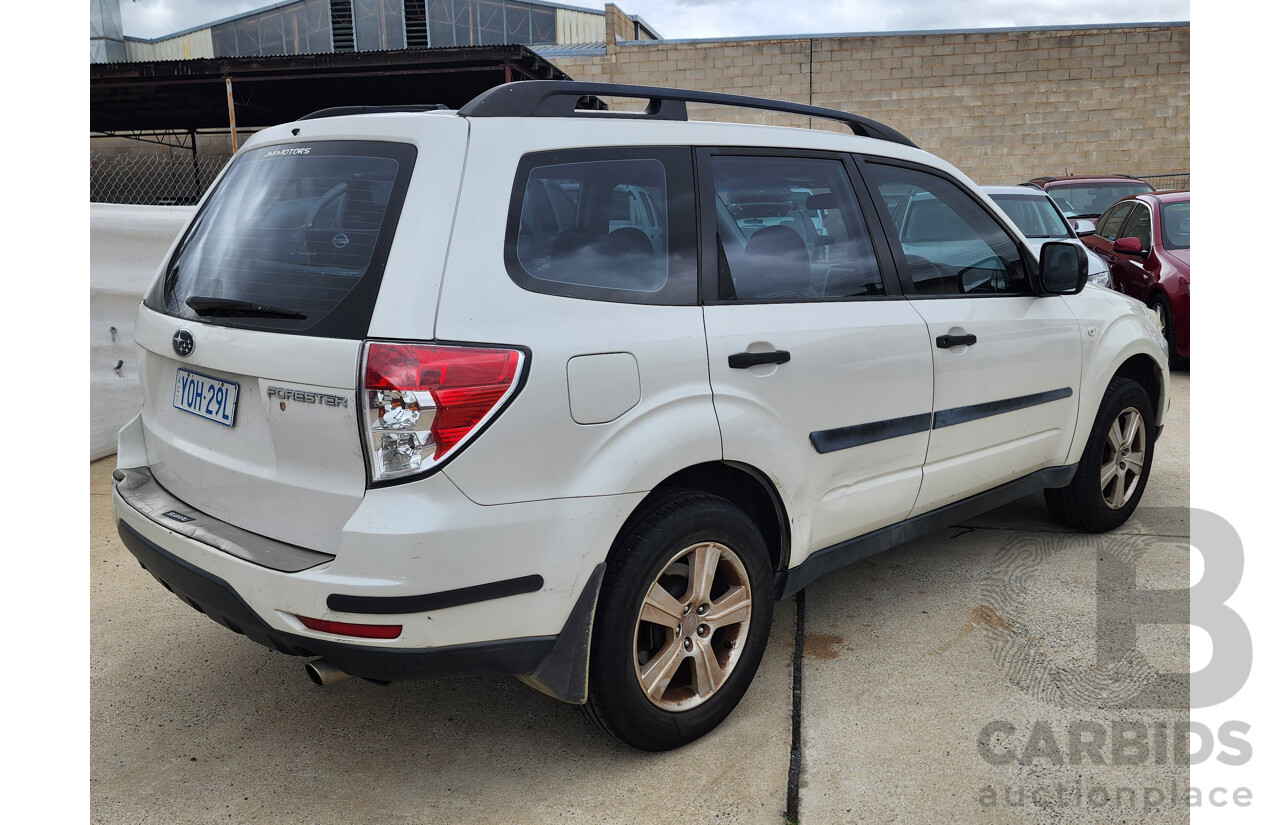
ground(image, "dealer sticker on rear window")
xmin=173 ymin=368 xmax=238 ymax=427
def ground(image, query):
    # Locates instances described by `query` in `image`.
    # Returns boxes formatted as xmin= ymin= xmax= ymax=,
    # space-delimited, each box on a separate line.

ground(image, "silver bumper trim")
xmin=113 ymin=467 xmax=336 ymax=573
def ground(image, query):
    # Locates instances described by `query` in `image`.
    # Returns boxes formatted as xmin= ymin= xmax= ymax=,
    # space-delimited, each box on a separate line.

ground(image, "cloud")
xmin=624 ymin=0 xmax=1189 ymax=40
xmin=121 ymin=0 xmax=270 ymax=38
xmin=117 ymin=0 xmax=1191 ymax=41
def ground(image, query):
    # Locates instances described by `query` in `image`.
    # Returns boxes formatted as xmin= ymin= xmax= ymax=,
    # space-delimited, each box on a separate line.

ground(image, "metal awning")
xmin=90 ymin=44 xmax=571 ymax=134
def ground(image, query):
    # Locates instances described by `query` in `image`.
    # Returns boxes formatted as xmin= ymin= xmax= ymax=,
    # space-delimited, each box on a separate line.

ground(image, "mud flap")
xmin=518 ymin=563 xmax=606 ymax=704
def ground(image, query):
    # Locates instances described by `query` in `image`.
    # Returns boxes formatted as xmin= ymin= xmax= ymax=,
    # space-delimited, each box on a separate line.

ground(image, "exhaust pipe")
xmin=305 ymin=658 xmax=353 ymax=686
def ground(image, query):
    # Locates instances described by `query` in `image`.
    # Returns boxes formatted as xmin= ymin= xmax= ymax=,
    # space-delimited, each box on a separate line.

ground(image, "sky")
xmin=119 ymin=0 xmax=1191 ymax=40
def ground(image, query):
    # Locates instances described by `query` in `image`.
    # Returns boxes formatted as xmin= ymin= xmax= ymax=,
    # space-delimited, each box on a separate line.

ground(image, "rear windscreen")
xmin=145 ymin=140 xmax=417 ymax=338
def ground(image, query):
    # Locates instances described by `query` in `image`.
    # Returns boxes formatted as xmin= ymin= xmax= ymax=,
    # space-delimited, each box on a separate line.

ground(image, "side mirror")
xmin=1039 ymin=241 xmax=1088 ymax=294
xmin=1114 ymin=236 xmax=1145 ymax=256
xmin=1072 ymin=218 xmax=1097 ymax=237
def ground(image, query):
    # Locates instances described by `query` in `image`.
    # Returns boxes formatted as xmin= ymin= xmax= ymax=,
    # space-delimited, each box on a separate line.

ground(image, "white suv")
xmin=113 ymin=81 xmax=1170 ymax=751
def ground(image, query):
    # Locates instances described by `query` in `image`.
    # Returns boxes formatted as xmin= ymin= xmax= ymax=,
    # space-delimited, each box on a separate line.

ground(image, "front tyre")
xmin=1046 ymin=377 xmax=1155 ymax=532
xmin=583 ymin=492 xmax=774 ymax=750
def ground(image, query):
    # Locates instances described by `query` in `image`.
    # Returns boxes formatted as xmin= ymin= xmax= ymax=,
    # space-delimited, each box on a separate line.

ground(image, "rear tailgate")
xmin=134 ymin=307 xmax=365 ymax=554
xmin=128 ymin=115 xmax=469 ymax=553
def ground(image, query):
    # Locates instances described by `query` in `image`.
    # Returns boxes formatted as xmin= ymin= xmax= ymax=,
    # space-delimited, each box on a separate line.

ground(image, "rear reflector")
xmin=361 ymin=342 xmax=525 ymax=482
xmin=297 ymin=615 xmax=403 ymax=640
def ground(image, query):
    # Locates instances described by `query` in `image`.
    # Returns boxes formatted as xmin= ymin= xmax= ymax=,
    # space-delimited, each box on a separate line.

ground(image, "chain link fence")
xmin=91 ymin=147 xmax=1190 ymax=205
xmin=1138 ymin=173 xmax=1190 ymax=191
xmin=90 ymin=149 xmax=234 ymax=205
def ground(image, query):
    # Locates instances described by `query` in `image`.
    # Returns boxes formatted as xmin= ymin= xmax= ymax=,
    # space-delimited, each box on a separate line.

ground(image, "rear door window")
xmin=705 ymin=153 xmax=885 ymax=301
xmin=145 ymin=140 xmax=417 ymax=338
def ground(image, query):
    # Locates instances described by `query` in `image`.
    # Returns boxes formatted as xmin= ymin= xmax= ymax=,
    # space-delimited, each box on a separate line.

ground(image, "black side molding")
xmin=933 ymin=387 xmax=1073 ymax=429
xmin=807 ymin=387 xmax=1073 ymax=455
xmin=777 ymin=465 xmax=1077 ymax=599
xmin=809 ymin=413 xmax=932 ymax=453
xmin=327 ymin=575 xmax=545 ymax=615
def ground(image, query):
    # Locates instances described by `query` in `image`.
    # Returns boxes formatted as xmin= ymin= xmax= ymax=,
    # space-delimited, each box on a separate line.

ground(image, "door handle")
xmin=936 ymin=334 xmax=977 ymax=349
xmin=728 ymin=350 xmax=791 ymax=369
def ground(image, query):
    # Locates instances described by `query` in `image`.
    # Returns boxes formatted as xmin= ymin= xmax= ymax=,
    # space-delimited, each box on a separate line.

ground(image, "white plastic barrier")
xmin=90 ymin=204 xmax=195 ymax=460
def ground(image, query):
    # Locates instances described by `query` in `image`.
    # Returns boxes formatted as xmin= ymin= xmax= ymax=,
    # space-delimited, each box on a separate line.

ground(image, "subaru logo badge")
xmin=172 ymin=328 xmax=196 ymax=358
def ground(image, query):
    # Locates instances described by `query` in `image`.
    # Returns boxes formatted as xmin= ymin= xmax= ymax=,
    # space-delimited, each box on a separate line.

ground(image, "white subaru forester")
xmin=113 ymin=81 xmax=1170 ymax=751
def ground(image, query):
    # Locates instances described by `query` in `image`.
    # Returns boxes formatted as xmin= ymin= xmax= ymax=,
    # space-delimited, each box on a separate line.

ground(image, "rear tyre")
xmin=1046 ymin=377 xmax=1155 ymax=532
xmin=1150 ymin=294 xmax=1187 ymax=370
xmin=583 ymin=492 xmax=774 ymax=751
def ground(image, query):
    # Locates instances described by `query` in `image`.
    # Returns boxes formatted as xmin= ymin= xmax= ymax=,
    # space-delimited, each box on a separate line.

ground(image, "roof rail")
xmin=298 ymin=104 xmax=449 ymax=121
xmin=458 ymin=81 xmax=917 ymax=148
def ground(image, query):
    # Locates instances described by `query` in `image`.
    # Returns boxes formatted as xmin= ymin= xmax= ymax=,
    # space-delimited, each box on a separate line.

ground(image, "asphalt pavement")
xmin=91 ymin=372 xmax=1189 ymax=824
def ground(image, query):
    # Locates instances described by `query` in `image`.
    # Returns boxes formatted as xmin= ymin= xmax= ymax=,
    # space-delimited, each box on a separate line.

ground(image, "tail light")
xmin=361 ymin=342 xmax=525 ymax=483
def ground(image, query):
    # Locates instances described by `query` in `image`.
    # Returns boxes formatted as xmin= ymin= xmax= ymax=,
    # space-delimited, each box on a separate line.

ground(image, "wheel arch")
xmin=1143 ymin=285 xmax=1171 ymax=310
xmin=1068 ymin=340 xmax=1168 ymax=466
xmin=1113 ymin=353 xmax=1164 ymax=420
xmin=606 ymin=461 xmax=792 ymax=580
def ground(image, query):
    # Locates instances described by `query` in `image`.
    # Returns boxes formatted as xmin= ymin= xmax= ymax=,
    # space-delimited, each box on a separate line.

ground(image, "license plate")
xmin=173 ymin=368 xmax=239 ymax=427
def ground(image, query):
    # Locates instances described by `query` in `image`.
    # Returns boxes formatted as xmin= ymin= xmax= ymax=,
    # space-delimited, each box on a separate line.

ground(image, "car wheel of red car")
xmin=1149 ymin=294 xmax=1187 ymax=370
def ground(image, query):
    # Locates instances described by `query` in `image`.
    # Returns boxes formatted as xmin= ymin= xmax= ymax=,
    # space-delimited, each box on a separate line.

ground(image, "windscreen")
xmin=145 ymin=140 xmax=417 ymax=338
xmin=1049 ymin=182 xmax=1154 ymax=218
xmin=990 ymin=194 xmax=1073 ymax=239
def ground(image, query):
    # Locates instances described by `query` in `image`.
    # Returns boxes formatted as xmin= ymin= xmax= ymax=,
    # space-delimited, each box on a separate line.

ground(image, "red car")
xmin=1082 ymin=191 xmax=1190 ymax=368
xmin=1023 ymin=175 xmax=1156 ymax=228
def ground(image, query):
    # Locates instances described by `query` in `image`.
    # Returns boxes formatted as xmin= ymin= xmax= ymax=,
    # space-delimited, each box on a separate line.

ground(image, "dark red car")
xmin=1081 ymin=191 xmax=1190 ymax=368
xmin=1023 ymin=175 xmax=1156 ymax=226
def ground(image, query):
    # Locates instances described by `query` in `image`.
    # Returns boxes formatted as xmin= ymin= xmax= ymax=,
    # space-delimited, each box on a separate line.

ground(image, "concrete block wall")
xmin=604 ymin=3 xmax=632 ymax=46
xmin=552 ymin=24 xmax=1189 ymax=185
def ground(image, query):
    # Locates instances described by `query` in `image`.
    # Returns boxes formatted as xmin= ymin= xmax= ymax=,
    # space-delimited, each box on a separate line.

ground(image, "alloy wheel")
xmin=632 ymin=541 xmax=753 ymax=711
xmin=1100 ymin=406 xmax=1147 ymax=510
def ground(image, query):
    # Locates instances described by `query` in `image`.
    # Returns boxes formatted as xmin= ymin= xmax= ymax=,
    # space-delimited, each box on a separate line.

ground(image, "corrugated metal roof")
xmin=91 ymin=45 xmax=571 ymax=132
xmin=533 ymin=42 xmax=606 ymax=58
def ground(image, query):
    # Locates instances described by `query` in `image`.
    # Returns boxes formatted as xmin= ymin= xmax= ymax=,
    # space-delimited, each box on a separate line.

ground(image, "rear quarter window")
xmin=504 ymin=147 xmax=698 ymax=305
xmin=145 ymin=140 xmax=417 ymax=338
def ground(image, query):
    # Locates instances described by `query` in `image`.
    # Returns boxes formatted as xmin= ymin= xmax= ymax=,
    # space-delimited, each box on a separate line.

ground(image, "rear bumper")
xmin=116 ymin=519 xmax=561 ymax=682
xmin=112 ymin=455 xmax=639 ymax=700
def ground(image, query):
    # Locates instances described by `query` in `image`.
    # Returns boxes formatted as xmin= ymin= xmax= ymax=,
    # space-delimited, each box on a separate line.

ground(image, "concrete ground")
xmin=91 ymin=373 xmax=1188 ymax=824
